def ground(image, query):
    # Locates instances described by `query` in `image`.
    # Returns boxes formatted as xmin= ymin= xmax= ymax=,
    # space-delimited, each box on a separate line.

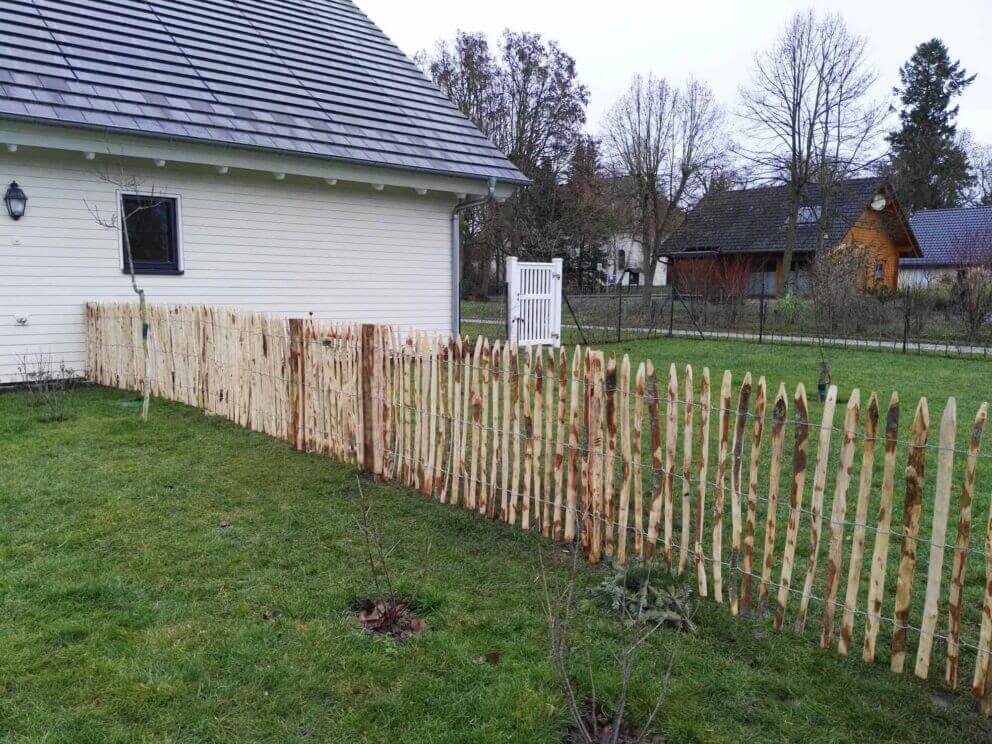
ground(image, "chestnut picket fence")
xmin=86 ymin=302 xmax=992 ymax=715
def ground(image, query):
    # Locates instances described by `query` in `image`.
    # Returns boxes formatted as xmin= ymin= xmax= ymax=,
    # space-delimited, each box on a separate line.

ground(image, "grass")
xmin=2 ymin=386 xmax=991 ymax=741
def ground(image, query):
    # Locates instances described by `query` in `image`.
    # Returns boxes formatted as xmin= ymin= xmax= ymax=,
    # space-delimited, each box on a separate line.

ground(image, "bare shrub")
xmin=807 ymin=243 xmax=875 ymax=335
xmin=952 ymin=265 xmax=992 ymax=338
xmin=541 ymin=521 xmax=687 ymax=743
xmin=352 ymin=475 xmax=427 ymax=639
xmin=17 ymin=353 xmax=75 ymax=422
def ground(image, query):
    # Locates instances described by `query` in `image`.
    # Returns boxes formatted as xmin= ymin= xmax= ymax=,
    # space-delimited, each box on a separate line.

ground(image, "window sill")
xmin=122 ymin=268 xmax=184 ymax=276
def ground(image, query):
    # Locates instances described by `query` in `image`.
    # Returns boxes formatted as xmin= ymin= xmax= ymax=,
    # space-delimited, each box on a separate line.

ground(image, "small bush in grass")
xmin=593 ymin=563 xmax=697 ymax=634
xmin=17 ymin=353 xmax=75 ymax=422
xmin=770 ymin=295 xmax=812 ymax=327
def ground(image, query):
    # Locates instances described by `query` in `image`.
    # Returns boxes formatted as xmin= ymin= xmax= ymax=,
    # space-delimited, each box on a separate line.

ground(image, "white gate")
xmin=506 ymin=257 xmax=563 ymax=347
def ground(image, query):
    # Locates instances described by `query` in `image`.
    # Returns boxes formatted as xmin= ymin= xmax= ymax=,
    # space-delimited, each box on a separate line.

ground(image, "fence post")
xmin=617 ymin=286 xmax=623 ymax=343
xmin=668 ymin=287 xmax=676 ymax=337
xmin=759 ymin=292 xmax=767 ymax=343
xmin=902 ymin=289 xmax=911 ymax=354
xmin=288 ymin=318 xmax=306 ymax=451
xmin=360 ymin=323 xmax=377 ymax=475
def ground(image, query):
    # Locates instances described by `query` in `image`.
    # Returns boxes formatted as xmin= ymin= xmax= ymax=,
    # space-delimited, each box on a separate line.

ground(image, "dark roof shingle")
xmin=0 ymin=0 xmax=526 ymax=184
xmin=904 ymin=206 xmax=992 ymax=267
xmin=666 ymin=177 xmax=884 ymax=255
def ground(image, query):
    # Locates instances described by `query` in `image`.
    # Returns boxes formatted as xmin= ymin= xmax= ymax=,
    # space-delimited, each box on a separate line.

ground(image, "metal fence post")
xmin=668 ymin=287 xmax=676 ymax=337
xmin=759 ymin=292 xmax=767 ymax=343
xmin=617 ymin=286 xmax=623 ymax=343
xmin=902 ymin=289 xmax=911 ymax=354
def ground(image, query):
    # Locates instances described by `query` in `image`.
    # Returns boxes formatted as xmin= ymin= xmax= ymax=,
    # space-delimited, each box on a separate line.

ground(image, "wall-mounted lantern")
xmin=4 ymin=181 xmax=27 ymax=220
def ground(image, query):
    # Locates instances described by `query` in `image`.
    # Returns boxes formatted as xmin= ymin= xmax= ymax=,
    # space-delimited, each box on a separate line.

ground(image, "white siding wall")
xmin=0 ymin=149 xmax=456 ymax=382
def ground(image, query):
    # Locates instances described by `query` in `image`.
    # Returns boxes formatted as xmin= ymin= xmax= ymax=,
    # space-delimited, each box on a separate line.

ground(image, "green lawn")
xmin=2 ymin=386 xmax=991 ymax=742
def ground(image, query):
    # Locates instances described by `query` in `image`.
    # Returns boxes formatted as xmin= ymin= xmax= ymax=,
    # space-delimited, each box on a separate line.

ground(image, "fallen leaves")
xmin=473 ymin=651 xmax=501 ymax=665
xmin=351 ymin=598 xmax=426 ymax=640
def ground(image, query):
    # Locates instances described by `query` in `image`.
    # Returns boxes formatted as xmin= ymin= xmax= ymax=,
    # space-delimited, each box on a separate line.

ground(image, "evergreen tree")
xmin=887 ymin=39 xmax=976 ymax=211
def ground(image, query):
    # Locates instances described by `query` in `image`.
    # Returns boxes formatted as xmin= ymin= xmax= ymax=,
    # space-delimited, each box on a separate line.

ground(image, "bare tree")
xmin=807 ymin=242 xmax=875 ymax=335
xmin=949 ymin=231 xmax=992 ymax=337
xmin=86 ymin=161 xmax=165 ymax=421
xmin=739 ymin=11 xmax=885 ymax=291
xmin=964 ymin=136 xmax=992 ymax=206
xmin=602 ymin=75 xmax=725 ymax=307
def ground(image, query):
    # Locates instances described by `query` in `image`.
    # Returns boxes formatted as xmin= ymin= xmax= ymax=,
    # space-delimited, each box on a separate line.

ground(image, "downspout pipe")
xmin=451 ymin=176 xmax=497 ymax=336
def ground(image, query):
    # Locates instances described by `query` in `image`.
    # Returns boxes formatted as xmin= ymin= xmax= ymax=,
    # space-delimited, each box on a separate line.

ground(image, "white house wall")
xmin=0 ymin=148 xmax=456 ymax=383
xmin=605 ymin=234 xmax=668 ymax=287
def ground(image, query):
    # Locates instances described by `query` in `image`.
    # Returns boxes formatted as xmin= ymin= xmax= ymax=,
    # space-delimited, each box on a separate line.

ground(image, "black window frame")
xmin=120 ymin=194 xmax=182 ymax=275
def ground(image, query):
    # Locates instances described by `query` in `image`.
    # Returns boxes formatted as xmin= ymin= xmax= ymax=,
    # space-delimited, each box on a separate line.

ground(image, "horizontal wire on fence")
xmin=95 ymin=364 xmax=365 ymax=456
xmin=91 ymin=341 xmax=357 ymax=395
xmin=371 ymin=390 xmax=991 ymax=559
xmin=92 ymin=339 xmax=992 ymax=559
xmin=382 ymin=445 xmax=992 ymax=662
xmin=345 ymin=345 xmax=990 ymax=459
xmin=102 ymin=314 xmax=987 ymax=456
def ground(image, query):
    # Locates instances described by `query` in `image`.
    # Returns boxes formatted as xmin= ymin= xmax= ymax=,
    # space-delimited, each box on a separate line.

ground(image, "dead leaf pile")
xmin=351 ymin=598 xmax=426 ymax=640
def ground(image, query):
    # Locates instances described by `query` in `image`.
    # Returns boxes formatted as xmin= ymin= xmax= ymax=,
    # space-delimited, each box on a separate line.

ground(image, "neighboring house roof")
xmin=0 ymin=0 xmax=526 ymax=184
xmin=903 ymin=206 xmax=992 ymax=268
xmin=665 ymin=177 xmax=888 ymax=255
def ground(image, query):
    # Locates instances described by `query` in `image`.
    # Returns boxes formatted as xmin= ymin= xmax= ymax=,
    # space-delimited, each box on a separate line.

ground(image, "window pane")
xmin=122 ymin=195 xmax=178 ymax=270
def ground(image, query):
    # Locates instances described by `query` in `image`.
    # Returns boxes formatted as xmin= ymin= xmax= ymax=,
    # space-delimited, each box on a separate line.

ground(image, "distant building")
xmin=603 ymin=233 xmax=668 ymax=288
xmin=900 ymin=206 xmax=992 ymax=287
xmin=664 ymin=178 xmax=919 ymax=296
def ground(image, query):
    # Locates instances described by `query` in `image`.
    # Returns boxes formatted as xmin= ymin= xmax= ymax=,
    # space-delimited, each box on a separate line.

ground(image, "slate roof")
xmin=903 ymin=206 xmax=992 ymax=267
xmin=665 ymin=177 xmax=889 ymax=255
xmin=0 ymin=0 xmax=526 ymax=184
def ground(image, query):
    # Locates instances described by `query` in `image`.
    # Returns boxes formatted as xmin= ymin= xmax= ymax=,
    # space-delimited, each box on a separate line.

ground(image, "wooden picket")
xmin=863 ymin=392 xmax=901 ymax=662
xmin=633 ymin=363 xmax=647 ymax=558
xmin=949 ymin=403 xmax=987 ymax=687
xmin=820 ymin=390 xmax=861 ymax=649
xmin=891 ymin=398 xmax=930 ymax=674
xmin=86 ymin=303 xmax=992 ymax=718
xmin=839 ymin=392 xmax=880 ymax=655
xmin=663 ymin=364 xmax=678 ymax=571
xmin=646 ymin=362 xmax=662 ymax=561
xmin=617 ymin=356 xmax=633 ymax=565
xmin=729 ymin=373 xmax=752 ymax=616
xmin=695 ymin=368 xmax=711 ymax=597
xmin=796 ymin=385 xmax=838 ymax=634
xmin=742 ymin=376 xmax=767 ymax=615
xmin=774 ymin=384 xmax=809 ymax=632
xmin=679 ymin=365 xmax=695 ymax=576
xmin=712 ymin=371 xmax=733 ymax=604
xmin=915 ymin=399 xmax=956 ymax=680
xmin=758 ymin=384 xmax=788 ymax=617
xmin=604 ymin=355 xmax=619 ymax=560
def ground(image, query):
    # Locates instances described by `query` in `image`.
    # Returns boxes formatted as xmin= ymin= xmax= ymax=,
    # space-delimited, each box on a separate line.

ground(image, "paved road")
xmin=462 ymin=318 xmax=992 ymax=357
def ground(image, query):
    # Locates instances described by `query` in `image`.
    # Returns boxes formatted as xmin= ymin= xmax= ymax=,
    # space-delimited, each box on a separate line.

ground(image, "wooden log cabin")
xmin=665 ymin=178 xmax=920 ymax=297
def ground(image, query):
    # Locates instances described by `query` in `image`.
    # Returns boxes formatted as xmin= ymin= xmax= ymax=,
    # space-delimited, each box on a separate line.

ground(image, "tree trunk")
xmin=780 ymin=187 xmax=801 ymax=296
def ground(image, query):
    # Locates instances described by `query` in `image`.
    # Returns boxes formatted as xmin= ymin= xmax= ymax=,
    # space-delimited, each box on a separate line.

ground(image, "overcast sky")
xmin=360 ymin=0 xmax=992 ymax=146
